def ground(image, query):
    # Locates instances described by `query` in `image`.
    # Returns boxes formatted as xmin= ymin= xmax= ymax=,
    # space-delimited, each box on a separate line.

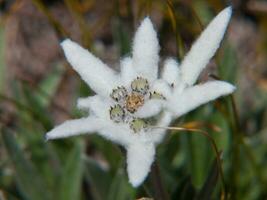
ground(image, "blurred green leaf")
xmin=218 ymin=43 xmax=238 ymax=83
xmin=84 ymin=157 xmax=112 ymax=200
xmin=107 ymin=166 xmax=136 ymax=200
xmin=196 ymin=158 xmax=220 ymax=200
xmin=1 ymin=128 xmax=52 ymax=200
xmin=36 ymin=64 xmax=64 ymax=107
xmin=22 ymin=85 xmax=53 ymax=130
xmin=58 ymin=141 xmax=84 ymax=200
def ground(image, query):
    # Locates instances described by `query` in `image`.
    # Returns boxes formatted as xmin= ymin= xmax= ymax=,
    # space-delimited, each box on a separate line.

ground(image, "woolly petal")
xmin=135 ymin=99 xmax=162 ymax=118
xmin=180 ymin=7 xmax=232 ymax=86
xmin=77 ymin=95 xmax=110 ymax=119
xmin=151 ymin=79 xmax=172 ymax=99
xmin=127 ymin=143 xmax=155 ymax=187
xmin=61 ymin=39 xmax=120 ymax=96
xmin=132 ymin=17 xmax=159 ymax=82
xmin=151 ymin=111 xmax=173 ymax=144
xmin=46 ymin=117 xmax=102 ymax=140
xmin=169 ymin=81 xmax=236 ymax=117
xmin=162 ymin=58 xmax=180 ymax=86
xmin=120 ymin=57 xmax=138 ymax=88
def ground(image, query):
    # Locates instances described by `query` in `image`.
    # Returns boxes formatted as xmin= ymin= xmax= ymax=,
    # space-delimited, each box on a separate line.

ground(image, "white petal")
xmin=77 ymin=95 xmax=110 ymax=119
xmin=99 ymin=123 xmax=131 ymax=146
xmin=180 ymin=7 xmax=232 ymax=86
xmin=120 ymin=57 xmax=137 ymax=88
xmin=132 ymin=17 xmax=159 ymax=82
xmin=162 ymin=58 xmax=180 ymax=86
xmin=169 ymin=81 xmax=236 ymax=117
xmin=135 ymin=99 xmax=162 ymax=118
xmin=46 ymin=117 xmax=102 ymax=140
xmin=61 ymin=39 xmax=120 ymax=96
xmin=126 ymin=143 xmax=155 ymax=187
xmin=151 ymin=79 xmax=172 ymax=99
xmin=151 ymin=111 xmax=173 ymax=144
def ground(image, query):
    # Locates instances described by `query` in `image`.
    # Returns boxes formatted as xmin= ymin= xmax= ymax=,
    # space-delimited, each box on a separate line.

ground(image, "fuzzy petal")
xmin=169 ymin=81 xmax=235 ymax=117
xmin=162 ymin=58 xmax=180 ymax=86
xmin=120 ymin=57 xmax=138 ymax=88
xmin=99 ymin=123 xmax=132 ymax=146
xmin=77 ymin=95 xmax=111 ymax=119
xmin=61 ymin=39 xmax=120 ymax=96
xmin=46 ymin=117 xmax=103 ymax=140
xmin=127 ymin=143 xmax=155 ymax=187
xmin=151 ymin=111 xmax=173 ymax=144
xmin=180 ymin=7 xmax=232 ymax=86
xmin=135 ymin=99 xmax=162 ymax=118
xmin=151 ymin=79 xmax=172 ymax=99
xmin=132 ymin=17 xmax=159 ymax=82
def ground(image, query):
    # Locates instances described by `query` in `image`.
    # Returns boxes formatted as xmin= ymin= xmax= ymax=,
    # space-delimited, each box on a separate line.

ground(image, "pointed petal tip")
xmin=45 ymin=130 xmax=57 ymax=141
xmin=129 ymin=178 xmax=142 ymax=188
xmin=225 ymin=83 xmax=236 ymax=94
xmin=225 ymin=6 xmax=232 ymax=15
xmin=210 ymin=81 xmax=236 ymax=95
xmin=137 ymin=16 xmax=155 ymax=34
xmin=58 ymin=36 xmax=67 ymax=43
xmin=60 ymin=38 xmax=73 ymax=49
xmin=44 ymin=134 xmax=49 ymax=142
xmin=44 ymin=133 xmax=53 ymax=141
xmin=142 ymin=16 xmax=153 ymax=25
xmin=219 ymin=6 xmax=232 ymax=23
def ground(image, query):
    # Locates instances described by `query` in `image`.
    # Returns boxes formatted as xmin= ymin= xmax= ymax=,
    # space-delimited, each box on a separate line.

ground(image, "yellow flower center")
xmin=125 ymin=93 xmax=144 ymax=113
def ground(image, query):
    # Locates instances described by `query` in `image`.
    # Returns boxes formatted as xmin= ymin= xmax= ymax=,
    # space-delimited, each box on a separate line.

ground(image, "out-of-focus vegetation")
xmin=0 ymin=0 xmax=267 ymax=199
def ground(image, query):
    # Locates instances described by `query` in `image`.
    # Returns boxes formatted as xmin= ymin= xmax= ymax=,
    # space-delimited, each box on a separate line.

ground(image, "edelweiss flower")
xmin=46 ymin=7 xmax=235 ymax=187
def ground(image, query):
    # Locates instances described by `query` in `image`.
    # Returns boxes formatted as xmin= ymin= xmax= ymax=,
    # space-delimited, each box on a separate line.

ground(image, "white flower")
xmin=46 ymin=7 xmax=235 ymax=187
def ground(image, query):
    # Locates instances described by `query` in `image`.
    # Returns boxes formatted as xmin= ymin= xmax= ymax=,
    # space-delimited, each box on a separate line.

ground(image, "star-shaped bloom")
xmin=46 ymin=7 xmax=235 ymax=187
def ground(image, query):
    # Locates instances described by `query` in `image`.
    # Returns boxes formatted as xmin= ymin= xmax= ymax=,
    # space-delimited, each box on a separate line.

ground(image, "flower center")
xmin=126 ymin=93 xmax=144 ymax=113
xmin=109 ymin=76 xmax=165 ymax=133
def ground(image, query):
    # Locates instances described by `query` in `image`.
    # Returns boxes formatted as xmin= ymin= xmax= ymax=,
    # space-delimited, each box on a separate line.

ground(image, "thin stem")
xmin=31 ymin=0 xmax=69 ymax=39
xmin=150 ymin=161 xmax=169 ymax=200
xmin=165 ymin=0 xmax=184 ymax=60
xmin=211 ymin=74 xmax=266 ymax=193
xmin=152 ymin=126 xmax=226 ymax=199
xmin=229 ymin=95 xmax=266 ymax=188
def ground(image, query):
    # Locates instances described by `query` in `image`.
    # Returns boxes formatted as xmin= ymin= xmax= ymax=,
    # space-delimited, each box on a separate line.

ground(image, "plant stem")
xmin=150 ymin=161 xmax=169 ymax=200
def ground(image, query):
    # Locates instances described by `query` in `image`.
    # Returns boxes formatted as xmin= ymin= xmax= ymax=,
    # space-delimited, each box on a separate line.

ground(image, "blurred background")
xmin=0 ymin=0 xmax=267 ymax=199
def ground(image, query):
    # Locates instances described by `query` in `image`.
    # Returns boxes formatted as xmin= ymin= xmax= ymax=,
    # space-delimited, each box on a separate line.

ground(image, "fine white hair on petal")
xmin=99 ymin=122 xmax=133 ymax=146
xmin=45 ymin=117 xmax=102 ymax=140
xmin=132 ymin=17 xmax=159 ymax=82
xmin=180 ymin=7 xmax=232 ymax=86
xmin=169 ymin=80 xmax=236 ymax=117
xmin=77 ymin=97 xmax=92 ymax=110
xmin=162 ymin=58 xmax=180 ymax=86
xmin=134 ymin=99 xmax=162 ymax=118
xmin=77 ymin=95 xmax=110 ymax=119
xmin=151 ymin=111 xmax=173 ymax=144
xmin=126 ymin=143 xmax=155 ymax=187
xmin=151 ymin=79 xmax=172 ymax=99
xmin=61 ymin=39 xmax=120 ymax=97
xmin=120 ymin=57 xmax=138 ymax=88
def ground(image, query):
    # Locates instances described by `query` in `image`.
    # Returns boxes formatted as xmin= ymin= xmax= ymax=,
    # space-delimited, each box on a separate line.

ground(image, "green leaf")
xmin=36 ymin=64 xmax=64 ymax=107
xmin=218 ymin=43 xmax=238 ymax=83
xmin=84 ymin=157 xmax=112 ymax=200
xmin=58 ymin=141 xmax=84 ymax=200
xmin=107 ymin=165 xmax=136 ymax=200
xmin=1 ymin=128 xmax=52 ymax=200
xmin=196 ymin=158 xmax=220 ymax=200
xmin=22 ymin=85 xmax=53 ymax=130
